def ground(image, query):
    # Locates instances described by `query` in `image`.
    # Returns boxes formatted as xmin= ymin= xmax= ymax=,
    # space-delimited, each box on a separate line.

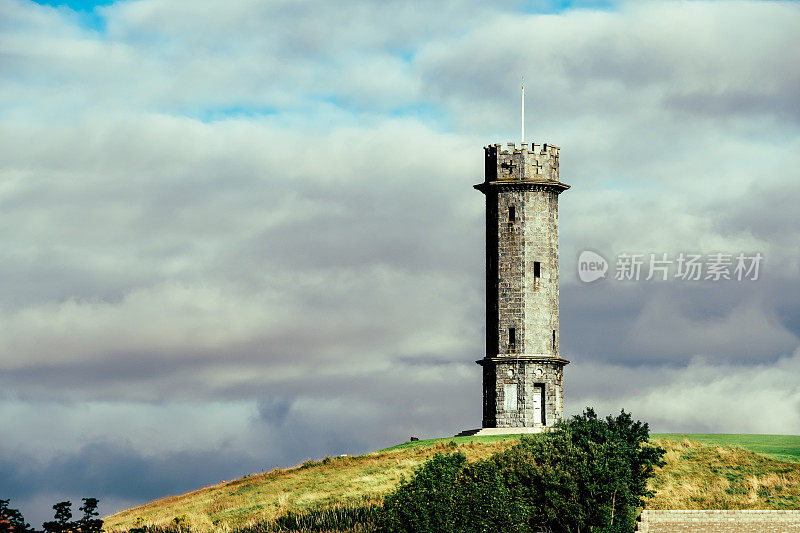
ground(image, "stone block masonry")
xmin=474 ymin=142 xmax=570 ymax=430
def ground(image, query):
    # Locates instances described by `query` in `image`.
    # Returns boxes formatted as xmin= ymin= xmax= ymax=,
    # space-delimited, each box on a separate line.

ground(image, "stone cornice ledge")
xmin=476 ymin=355 xmax=571 ymax=366
xmin=473 ymin=181 xmax=571 ymax=194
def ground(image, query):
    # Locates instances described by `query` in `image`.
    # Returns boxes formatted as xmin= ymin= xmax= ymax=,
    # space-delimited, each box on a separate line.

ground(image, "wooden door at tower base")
xmin=533 ymin=384 xmax=545 ymax=425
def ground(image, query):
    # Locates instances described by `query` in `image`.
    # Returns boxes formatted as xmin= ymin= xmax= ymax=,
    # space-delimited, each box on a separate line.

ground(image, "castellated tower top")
xmin=482 ymin=142 xmax=568 ymax=188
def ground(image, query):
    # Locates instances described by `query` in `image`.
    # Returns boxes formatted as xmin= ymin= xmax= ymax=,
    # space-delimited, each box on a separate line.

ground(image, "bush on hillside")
xmin=379 ymin=452 xmax=467 ymax=532
xmin=379 ymin=408 xmax=666 ymax=533
xmin=556 ymin=408 xmax=667 ymax=531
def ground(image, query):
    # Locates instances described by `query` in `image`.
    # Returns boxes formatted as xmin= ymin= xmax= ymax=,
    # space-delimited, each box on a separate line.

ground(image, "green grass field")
xmin=379 ymin=433 xmax=522 ymax=452
xmin=652 ymin=434 xmax=800 ymax=463
xmin=104 ymin=433 xmax=800 ymax=532
xmin=385 ymin=433 xmax=800 ymax=463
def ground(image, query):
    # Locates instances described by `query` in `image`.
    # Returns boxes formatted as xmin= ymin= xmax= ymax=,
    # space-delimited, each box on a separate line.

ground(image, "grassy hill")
xmin=652 ymin=433 xmax=800 ymax=463
xmin=104 ymin=434 xmax=800 ymax=532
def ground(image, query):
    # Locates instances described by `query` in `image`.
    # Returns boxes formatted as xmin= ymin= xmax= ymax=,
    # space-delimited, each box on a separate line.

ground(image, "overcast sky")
xmin=2 ymin=0 xmax=800 ymax=525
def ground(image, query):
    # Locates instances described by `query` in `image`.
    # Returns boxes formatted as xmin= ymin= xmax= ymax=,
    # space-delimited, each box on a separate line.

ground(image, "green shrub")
xmin=380 ymin=452 xmax=466 ymax=533
xmin=552 ymin=408 xmax=666 ymax=531
xmin=378 ymin=408 xmax=666 ymax=533
xmin=448 ymin=458 xmax=522 ymax=532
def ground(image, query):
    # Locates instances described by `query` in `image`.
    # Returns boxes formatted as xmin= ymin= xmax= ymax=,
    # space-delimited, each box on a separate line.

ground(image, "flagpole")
xmin=521 ymin=77 xmax=525 ymax=144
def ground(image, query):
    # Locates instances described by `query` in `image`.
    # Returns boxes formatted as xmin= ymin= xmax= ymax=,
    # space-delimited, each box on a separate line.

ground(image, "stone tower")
xmin=473 ymin=142 xmax=570 ymax=431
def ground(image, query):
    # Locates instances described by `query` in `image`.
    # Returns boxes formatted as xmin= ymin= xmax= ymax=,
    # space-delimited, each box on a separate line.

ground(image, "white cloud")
xmin=569 ymin=347 xmax=800 ymax=434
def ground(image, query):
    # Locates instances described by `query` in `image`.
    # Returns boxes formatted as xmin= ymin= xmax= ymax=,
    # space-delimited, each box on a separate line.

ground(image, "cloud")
xmin=567 ymin=347 xmax=800 ymax=435
xmin=257 ymin=397 xmax=292 ymax=425
xmin=416 ymin=2 xmax=800 ymax=126
xmin=0 ymin=440 xmax=263 ymax=527
xmin=625 ymin=291 xmax=797 ymax=362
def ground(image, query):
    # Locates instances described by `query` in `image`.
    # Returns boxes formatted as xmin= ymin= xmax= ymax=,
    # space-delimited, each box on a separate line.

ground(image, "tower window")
xmin=508 ymin=205 xmax=516 ymax=223
xmin=534 ymin=261 xmax=541 ymax=278
xmin=552 ymin=330 xmax=556 ymax=351
xmin=509 ymin=328 xmax=516 ymax=352
xmin=504 ymin=383 xmax=518 ymax=412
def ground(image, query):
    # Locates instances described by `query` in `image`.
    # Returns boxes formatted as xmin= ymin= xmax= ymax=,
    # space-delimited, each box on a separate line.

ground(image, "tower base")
xmin=478 ymin=356 xmax=568 ymax=429
xmin=454 ymin=426 xmax=552 ymax=437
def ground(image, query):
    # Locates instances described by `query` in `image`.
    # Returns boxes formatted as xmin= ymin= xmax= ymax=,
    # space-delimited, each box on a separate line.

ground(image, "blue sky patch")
xmin=519 ymin=0 xmax=618 ymax=14
xmin=29 ymin=0 xmax=115 ymax=32
xmin=183 ymin=105 xmax=280 ymax=123
xmin=30 ymin=0 xmax=115 ymax=9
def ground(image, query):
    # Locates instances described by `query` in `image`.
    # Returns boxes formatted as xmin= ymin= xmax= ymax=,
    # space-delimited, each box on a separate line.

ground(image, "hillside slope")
xmin=652 ymin=433 xmax=800 ymax=463
xmin=104 ymin=434 xmax=800 ymax=532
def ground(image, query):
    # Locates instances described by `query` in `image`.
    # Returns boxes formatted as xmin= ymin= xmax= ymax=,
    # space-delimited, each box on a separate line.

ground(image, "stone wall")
xmin=637 ymin=510 xmax=800 ymax=532
xmin=486 ymin=185 xmax=561 ymax=358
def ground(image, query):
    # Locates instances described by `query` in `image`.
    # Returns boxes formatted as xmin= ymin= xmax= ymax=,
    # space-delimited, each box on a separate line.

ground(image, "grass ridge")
xmin=104 ymin=434 xmax=800 ymax=532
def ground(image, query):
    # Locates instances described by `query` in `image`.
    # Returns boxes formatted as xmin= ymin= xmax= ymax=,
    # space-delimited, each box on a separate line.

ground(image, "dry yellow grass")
xmin=647 ymin=438 xmax=800 ymax=510
xmin=104 ymin=439 xmax=514 ymax=532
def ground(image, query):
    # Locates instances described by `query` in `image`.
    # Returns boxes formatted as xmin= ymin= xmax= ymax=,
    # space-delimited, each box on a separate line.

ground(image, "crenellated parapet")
xmin=479 ymin=142 xmax=568 ymax=193
xmin=484 ymin=142 xmax=560 ymax=182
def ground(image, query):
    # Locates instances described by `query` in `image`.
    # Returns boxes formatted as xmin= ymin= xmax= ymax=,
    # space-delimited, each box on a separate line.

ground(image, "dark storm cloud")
xmin=0 ymin=442 xmax=263 ymax=526
xmin=257 ymin=397 xmax=292 ymax=425
xmin=1 ymin=368 xmax=481 ymax=524
xmin=562 ymin=278 xmax=799 ymax=365
xmin=0 ymin=443 xmax=252 ymax=501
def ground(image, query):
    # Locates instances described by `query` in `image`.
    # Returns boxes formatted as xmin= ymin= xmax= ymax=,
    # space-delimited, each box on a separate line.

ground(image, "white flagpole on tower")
xmin=521 ymin=77 xmax=525 ymax=144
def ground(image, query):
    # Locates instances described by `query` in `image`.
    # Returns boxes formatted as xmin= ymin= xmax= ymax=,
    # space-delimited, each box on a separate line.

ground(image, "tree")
xmin=559 ymin=408 xmax=667 ymax=531
xmin=0 ymin=499 xmax=35 ymax=533
xmin=77 ymin=499 xmax=102 ymax=533
xmin=42 ymin=502 xmax=75 ymax=533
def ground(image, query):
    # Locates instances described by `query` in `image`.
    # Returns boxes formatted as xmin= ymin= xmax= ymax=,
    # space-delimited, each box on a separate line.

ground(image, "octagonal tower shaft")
xmin=474 ymin=142 xmax=570 ymax=429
